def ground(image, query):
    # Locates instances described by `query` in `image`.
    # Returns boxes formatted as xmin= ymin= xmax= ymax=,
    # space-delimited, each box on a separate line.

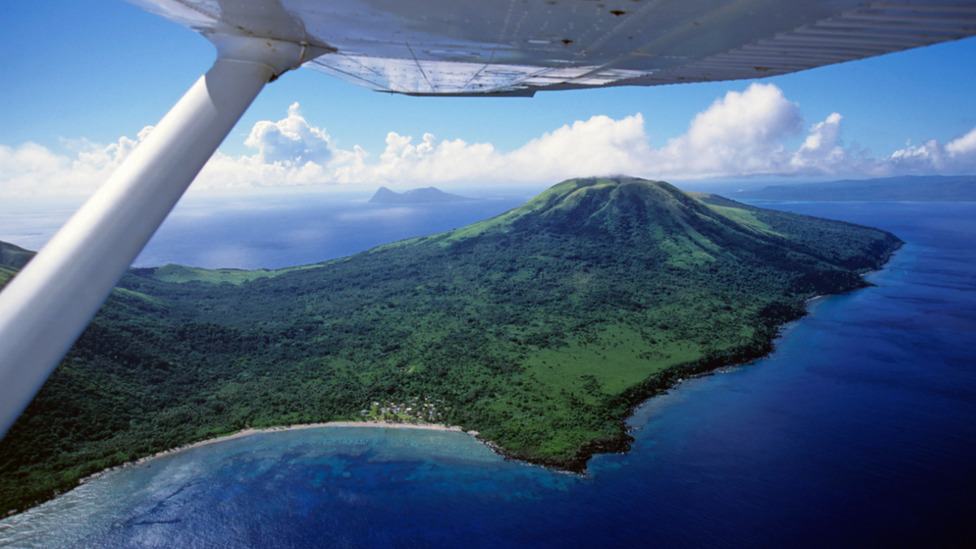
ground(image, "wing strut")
xmin=0 ymin=36 xmax=319 ymax=440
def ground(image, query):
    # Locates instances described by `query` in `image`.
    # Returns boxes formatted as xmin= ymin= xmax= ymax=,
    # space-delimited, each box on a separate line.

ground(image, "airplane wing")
xmin=127 ymin=0 xmax=976 ymax=96
xmin=1 ymin=0 xmax=975 ymax=440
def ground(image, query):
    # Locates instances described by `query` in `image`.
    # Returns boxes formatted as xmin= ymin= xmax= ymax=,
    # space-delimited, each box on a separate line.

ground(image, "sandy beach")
xmin=83 ymin=421 xmax=469 ymax=481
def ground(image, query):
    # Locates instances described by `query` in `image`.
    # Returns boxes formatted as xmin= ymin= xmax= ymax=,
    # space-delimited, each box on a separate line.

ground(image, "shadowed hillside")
xmin=0 ymin=242 xmax=34 ymax=287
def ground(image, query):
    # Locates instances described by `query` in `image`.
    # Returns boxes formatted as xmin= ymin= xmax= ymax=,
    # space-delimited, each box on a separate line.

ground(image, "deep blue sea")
xmin=1 ymin=199 xmax=974 ymax=548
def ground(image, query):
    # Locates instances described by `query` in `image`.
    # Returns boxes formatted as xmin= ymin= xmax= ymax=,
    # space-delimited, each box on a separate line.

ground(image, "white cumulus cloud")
xmin=946 ymin=127 xmax=976 ymax=156
xmin=0 ymin=130 xmax=149 ymax=196
xmin=647 ymin=83 xmax=803 ymax=177
xmin=244 ymin=102 xmax=333 ymax=164
xmin=328 ymin=114 xmax=651 ymax=186
xmin=3 ymin=86 xmax=976 ymax=197
xmin=885 ymin=127 xmax=976 ymax=174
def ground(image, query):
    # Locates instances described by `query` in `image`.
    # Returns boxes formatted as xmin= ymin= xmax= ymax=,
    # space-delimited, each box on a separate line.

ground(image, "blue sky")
xmin=2 ymin=0 xmax=976 ymax=197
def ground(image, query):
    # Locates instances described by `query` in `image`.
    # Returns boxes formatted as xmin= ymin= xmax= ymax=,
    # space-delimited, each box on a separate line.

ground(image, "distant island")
xmin=734 ymin=175 xmax=976 ymax=201
xmin=0 ymin=177 xmax=902 ymax=515
xmin=368 ymin=186 xmax=478 ymax=204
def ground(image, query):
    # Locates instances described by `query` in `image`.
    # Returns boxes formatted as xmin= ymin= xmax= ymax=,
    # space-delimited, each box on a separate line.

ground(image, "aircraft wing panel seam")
xmin=405 ymin=43 xmax=436 ymax=93
xmin=460 ymin=0 xmax=519 ymax=93
xmin=304 ymin=58 xmax=393 ymax=92
xmin=623 ymin=3 xmax=976 ymax=88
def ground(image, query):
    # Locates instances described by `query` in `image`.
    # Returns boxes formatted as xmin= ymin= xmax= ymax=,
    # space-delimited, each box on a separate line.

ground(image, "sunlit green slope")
xmin=0 ymin=177 xmax=901 ymax=514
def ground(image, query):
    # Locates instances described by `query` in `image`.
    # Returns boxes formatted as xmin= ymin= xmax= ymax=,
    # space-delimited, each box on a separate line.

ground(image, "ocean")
xmin=1 ymin=198 xmax=974 ymax=548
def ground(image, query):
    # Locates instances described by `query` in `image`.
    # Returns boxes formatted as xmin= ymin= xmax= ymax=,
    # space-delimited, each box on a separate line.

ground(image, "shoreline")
xmin=524 ymin=272 xmax=895 ymax=473
xmin=24 ymin=274 xmax=892 ymax=513
xmin=28 ymin=249 xmax=906 ymax=511
xmin=82 ymin=421 xmax=469 ymax=483
xmin=52 ymin=262 xmax=904 ymax=504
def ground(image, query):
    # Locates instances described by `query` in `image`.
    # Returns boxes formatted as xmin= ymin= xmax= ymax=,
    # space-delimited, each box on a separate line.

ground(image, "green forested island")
xmin=0 ymin=177 xmax=901 ymax=515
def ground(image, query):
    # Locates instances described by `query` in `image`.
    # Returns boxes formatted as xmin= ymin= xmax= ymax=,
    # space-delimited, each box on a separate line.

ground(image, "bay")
xmin=2 ymin=201 xmax=974 ymax=548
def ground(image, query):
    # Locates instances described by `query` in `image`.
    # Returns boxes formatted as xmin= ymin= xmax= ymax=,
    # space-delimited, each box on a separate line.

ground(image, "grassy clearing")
xmin=150 ymin=263 xmax=323 ymax=285
xmin=524 ymin=324 xmax=698 ymax=397
xmin=707 ymin=204 xmax=782 ymax=236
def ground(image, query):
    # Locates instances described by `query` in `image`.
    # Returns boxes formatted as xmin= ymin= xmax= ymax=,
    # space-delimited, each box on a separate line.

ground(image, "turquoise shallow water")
xmin=1 ymin=428 xmax=575 ymax=548
xmin=2 ymin=202 xmax=974 ymax=548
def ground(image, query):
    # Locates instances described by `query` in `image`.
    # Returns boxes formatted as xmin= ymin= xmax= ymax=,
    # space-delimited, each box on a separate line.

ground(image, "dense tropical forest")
xmin=0 ymin=177 xmax=902 ymax=515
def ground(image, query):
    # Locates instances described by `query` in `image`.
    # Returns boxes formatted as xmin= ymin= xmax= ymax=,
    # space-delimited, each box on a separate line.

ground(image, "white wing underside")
xmin=127 ymin=0 xmax=976 ymax=96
